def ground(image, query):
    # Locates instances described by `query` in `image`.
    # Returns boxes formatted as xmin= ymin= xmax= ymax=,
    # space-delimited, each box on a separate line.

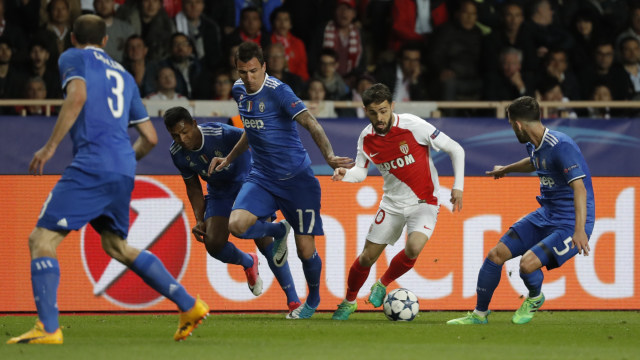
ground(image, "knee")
xmin=28 ymin=231 xmax=43 ymax=255
xmin=404 ymin=243 xmax=422 ymax=259
xmin=358 ymin=252 xmax=376 ymax=267
xmin=227 ymin=218 xmax=248 ymax=237
xmin=487 ymin=246 xmax=509 ymax=266
xmin=519 ymin=253 xmax=540 ymax=274
xmin=296 ymin=246 xmax=312 ymax=260
xmin=101 ymin=237 xmax=136 ymax=266
xmin=28 ymin=229 xmax=57 ymax=258
xmin=101 ymin=240 xmax=123 ymax=261
xmin=296 ymin=242 xmax=316 ymax=260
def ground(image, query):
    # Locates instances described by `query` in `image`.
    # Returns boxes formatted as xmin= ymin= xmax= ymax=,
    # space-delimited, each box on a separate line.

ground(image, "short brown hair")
xmin=361 ymin=83 xmax=393 ymax=107
xmin=506 ymin=96 xmax=540 ymax=122
xmin=73 ymin=15 xmax=106 ymax=46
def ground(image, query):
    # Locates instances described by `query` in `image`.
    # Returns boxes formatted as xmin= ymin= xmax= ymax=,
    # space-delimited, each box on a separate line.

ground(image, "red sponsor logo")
xmin=80 ymin=177 xmax=190 ymax=309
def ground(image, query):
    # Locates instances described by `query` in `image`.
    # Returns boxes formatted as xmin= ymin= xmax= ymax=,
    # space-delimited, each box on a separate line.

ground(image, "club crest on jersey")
xmin=214 ymin=151 xmax=223 ymax=158
xmin=199 ymin=154 xmax=208 ymax=164
xmin=259 ymin=101 xmax=265 ymax=112
xmin=399 ymin=141 xmax=409 ymax=155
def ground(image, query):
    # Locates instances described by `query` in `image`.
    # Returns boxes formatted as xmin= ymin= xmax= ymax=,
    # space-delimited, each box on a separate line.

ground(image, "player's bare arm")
xmin=485 ymin=157 xmax=534 ymax=179
xmin=183 ymin=176 xmax=206 ymax=242
xmin=294 ymin=110 xmax=354 ymax=169
xmin=133 ymin=120 xmax=158 ymax=160
xmin=208 ymin=131 xmax=250 ymax=175
xmin=569 ymin=178 xmax=590 ymax=256
xmin=29 ymin=79 xmax=86 ymax=175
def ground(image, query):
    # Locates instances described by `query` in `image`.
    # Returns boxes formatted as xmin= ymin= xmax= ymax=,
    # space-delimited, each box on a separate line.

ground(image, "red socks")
xmin=345 ymin=258 xmax=371 ymax=302
xmin=344 ymin=251 xmax=418 ymax=301
xmin=380 ymin=250 xmax=416 ymax=286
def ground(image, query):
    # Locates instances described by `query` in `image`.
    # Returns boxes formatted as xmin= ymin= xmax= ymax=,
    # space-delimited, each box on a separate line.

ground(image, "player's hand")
xmin=327 ymin=155 xmax=354 ymax=170
xmin=29 ymin=145 xmax=56 ymax=175
xmin=192 ymin=221 xmax=206 ymax=243
xmin=571 ymin=229 xmax=590 ymax=256
xmin=485 ymin=165 xmax=507 ymax=179
xmin=450 ymin=189 xmax=463 ymax=212
xmin=332 ymin=167 xmax=347 ymax=181
xmin=208 ymin=157 xmax=229 ymax=176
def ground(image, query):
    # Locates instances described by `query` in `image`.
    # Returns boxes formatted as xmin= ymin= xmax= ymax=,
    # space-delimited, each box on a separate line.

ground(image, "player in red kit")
xmin=331 ymin=83 xmax=465 ymax=320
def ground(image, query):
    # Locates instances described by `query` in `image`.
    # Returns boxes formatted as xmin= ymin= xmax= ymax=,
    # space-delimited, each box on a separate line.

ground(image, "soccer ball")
xmin=383 ymin=288 xmax=419 ymax=321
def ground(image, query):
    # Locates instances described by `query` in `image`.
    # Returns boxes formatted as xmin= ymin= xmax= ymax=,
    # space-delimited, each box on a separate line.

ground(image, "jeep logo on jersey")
xmin=540 ymin=176 xmax=555 ymax=187
xmin=80 ymin=177 xmax=191 ymax=309
xmin=375 ymin=154 xmax=416 ymax=172
xmin=399 ymin=141 xmax=409 ymax=155
xmin=241 ymin=116 xmax=265 ymax=129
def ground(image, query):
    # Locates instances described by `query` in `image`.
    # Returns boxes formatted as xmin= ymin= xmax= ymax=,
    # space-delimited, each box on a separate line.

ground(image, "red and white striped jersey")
xmin=354 ymin=113 xmax=462 ymax=208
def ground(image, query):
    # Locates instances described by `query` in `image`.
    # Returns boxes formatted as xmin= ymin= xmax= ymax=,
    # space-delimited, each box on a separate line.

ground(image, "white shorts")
xmin=366 ymin=202 xmax=439 ymax=245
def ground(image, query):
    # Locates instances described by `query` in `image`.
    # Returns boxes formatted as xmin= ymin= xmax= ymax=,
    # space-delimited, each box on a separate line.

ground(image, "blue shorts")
xmin=36 ymin=166 xmax=134 ymax=238
xmin=500 ymin=208 xmax=594 ymax=270
xmin=232 ymin=166 xmax=323 ymax=235
xmin=204 ymin=187 xmax=276 ymax=221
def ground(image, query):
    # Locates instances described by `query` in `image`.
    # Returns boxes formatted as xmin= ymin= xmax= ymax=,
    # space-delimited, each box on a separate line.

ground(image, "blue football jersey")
xmin=526 ymin=128 xmax=596 ymax=225
xmin=59 ymin=46 xmax=149 ymax=178
xmin=170 ymin=122 xmax=251 ymax=196
xmin=232 ymin=75 xmax=310 ymax=180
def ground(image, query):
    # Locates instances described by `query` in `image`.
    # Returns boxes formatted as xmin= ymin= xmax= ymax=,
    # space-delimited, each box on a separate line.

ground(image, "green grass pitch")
xmin=2 ymin=311 xmax=639 ymax=360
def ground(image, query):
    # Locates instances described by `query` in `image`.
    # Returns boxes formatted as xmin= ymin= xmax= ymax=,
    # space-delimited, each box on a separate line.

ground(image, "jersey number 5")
xmin=106 ymin=69 xmax=124 ymax=118
xmin=553 ymin=237 xmax=573 ymax=256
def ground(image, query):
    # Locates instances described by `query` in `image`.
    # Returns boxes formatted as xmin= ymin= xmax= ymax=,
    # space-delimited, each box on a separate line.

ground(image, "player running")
xmin=208 ymin=41 xmax=353 ymax=319
xmin=447 ymin=96 xmax=595 ymax=325
xmin=7 ymin=15 xmax=208 ymax=345
xmin=331 ymin=83 xmax=465 ymax=320
xmin=164 ymin=106 xmax=301 ymax=312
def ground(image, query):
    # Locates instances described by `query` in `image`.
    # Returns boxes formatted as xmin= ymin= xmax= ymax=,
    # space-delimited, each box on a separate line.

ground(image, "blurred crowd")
xmin=1 ymin=0 xmax=638 ymax=118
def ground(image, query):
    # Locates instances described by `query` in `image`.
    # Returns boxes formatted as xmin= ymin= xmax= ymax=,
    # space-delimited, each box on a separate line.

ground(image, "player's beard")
xmin=373 ymin=115 xmax=393 ymax=134
xmin=514 ymin=128 xmax=528 ymax=143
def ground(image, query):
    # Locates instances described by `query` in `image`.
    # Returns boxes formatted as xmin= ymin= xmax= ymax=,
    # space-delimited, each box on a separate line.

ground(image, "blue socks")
xmin=212 ymin=242 xmax=254 ymax=269
xmin=301 ymin=251 xmax=322 ymax=308
xmin=130 ymin=251 xmax=195 ymax=312
xmin=258 ymin=242 xmax=300 ymax=304
xmin=520 ymin=269 xmax=543 ymax=298
xmin=31 ymin=257 xmax=60 ymax=333
xmin=236 ymin=220 xmax=285 ymax=240
xmin=476 ymin=258 xmax=502 ymax=312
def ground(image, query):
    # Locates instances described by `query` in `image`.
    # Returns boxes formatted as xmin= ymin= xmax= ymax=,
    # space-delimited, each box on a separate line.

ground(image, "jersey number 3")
xmin=106 ymin=69 xmax=124 ymax=118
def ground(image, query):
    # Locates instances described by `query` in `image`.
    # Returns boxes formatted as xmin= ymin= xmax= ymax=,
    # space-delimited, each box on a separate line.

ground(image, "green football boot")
xmin=446 ymin=310 xmax=491 ymax=325
xmin=512 ymin=293 xmax=545 ymax=324
xmin=368 ymin=280 xmax=387 ymax=308
xmin=332 ymin=300 xmax=357 ymax=320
